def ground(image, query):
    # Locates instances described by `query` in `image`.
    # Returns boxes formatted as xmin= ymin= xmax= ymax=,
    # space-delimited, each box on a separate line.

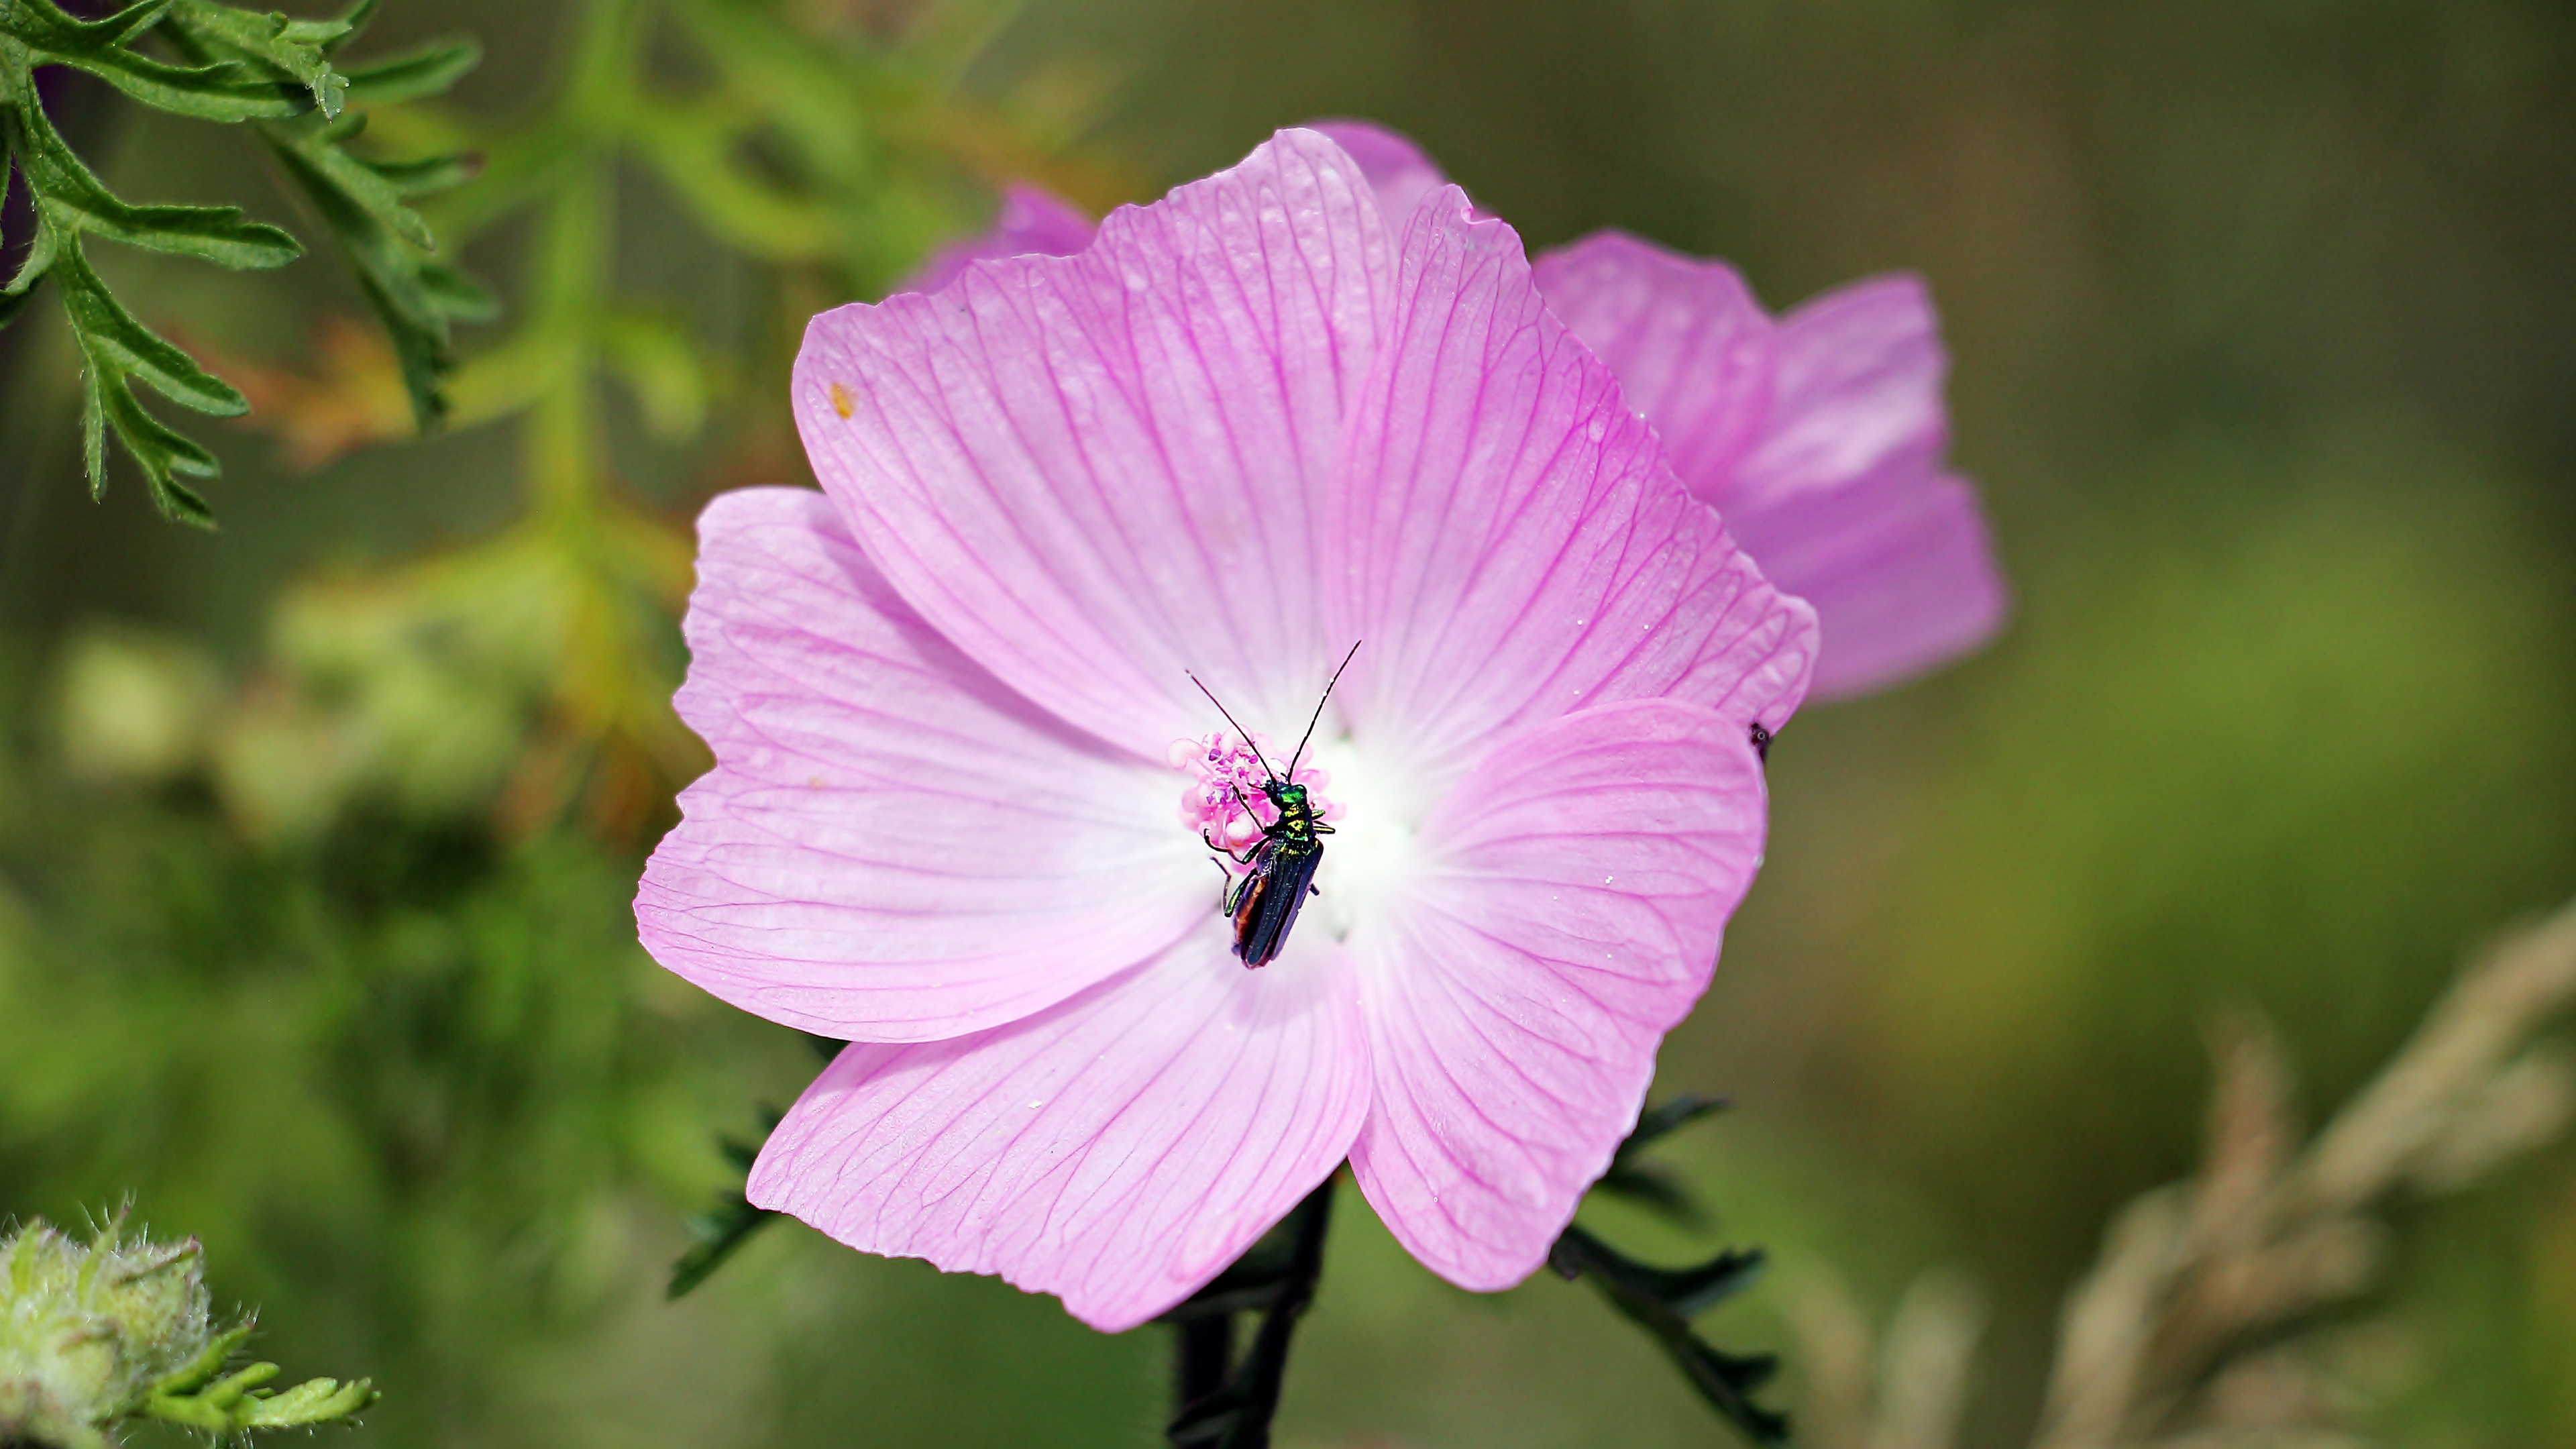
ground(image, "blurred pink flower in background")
xmin=922 ymin=121 xmax=2007 ymax=700
xmin=637 ymin=128 xmax=1820 ymax=1328
xmin=902 ymin=183 xmax=1095 ymax=297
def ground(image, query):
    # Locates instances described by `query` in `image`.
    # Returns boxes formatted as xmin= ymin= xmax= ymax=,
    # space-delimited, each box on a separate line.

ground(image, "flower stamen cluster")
xmin=1167 ymin=731 xmax=1339 ymax=859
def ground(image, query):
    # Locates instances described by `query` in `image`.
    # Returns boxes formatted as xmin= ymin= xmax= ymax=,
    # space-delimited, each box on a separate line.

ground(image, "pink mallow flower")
xmin=635 ymin=128 xmax=1819 ymax=1330
xmin=915 ymin=121 xmax=2007 ymax=699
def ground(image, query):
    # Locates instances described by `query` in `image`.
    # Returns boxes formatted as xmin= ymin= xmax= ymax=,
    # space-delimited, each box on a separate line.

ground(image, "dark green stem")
xmin=1164 ymin=1173 xmax=1336 ymax=1449
xmin=1173 ymin=1314 xmax=1234 ymax=1413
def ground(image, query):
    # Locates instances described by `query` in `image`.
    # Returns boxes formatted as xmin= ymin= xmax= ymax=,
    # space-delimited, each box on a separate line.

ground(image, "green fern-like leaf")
xmin=141 ymin=1320 xmax=380 ymax=1434
xmin=0 ymin=0 xmax=482 ymax=524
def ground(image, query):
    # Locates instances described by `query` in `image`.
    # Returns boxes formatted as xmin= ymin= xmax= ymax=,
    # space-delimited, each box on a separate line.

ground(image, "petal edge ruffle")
xmin=1348 ymin=698 xmax=1765 ymax=1289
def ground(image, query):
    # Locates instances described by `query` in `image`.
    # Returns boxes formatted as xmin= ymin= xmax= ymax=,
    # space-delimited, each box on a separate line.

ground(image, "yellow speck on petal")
xmin=829 ymin=382 xmax=855 ymax=419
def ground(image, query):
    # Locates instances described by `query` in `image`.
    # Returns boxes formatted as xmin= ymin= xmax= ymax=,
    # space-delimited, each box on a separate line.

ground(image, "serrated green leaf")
xmin=268 ymin=115 xmax=433 ymax=248
xmin=6 ymin=94 xmax=297 ymax=266
xmin=93 ymin=370 xmax=223 ymax=527
xmin=1591 ymin=1093 xmax=1733 ymax=1222
xmin=80 ymin=372 xmax=109 ymax=498
xmin=164 ymin=0 xmax=347 ymax=116
xmin=54 ymin=250 xmax=248 ymax=414
xmin=0 ymin=0 xmax=173 ymax=54
xmin=262 ymin=129 xmax=460 ymax=429
xmin=667 ymin=1194 xmax=777 ymax=1300
xmin=341 ymin=35 xmax=478 ymax=105
xmin=276 ymin=17 xmax=356 ymax=48
xmin=365 ymin=150 xmax=480 ymax=198
xmin=148 ymin=1360 xmax=376 ymax=1432
xmin=39 ymin=45 xmax=304 ymax=121
xmin=1652 ymin=1248 xmax=1769 ymax=1320
xmin=153 ymin=1322 xmax=259 ymax=1397
xmin=670 ymin=1110 xmax=787 ymax=1299
xmin=238 ymin=1375 xmax=377 ymax=1426
xmin=70 ymin=199 xmax=297 ymax=267
xmin=1548 ymin=1227 xmax=1789 ymax=1444
xmin=4 ymin=0 xmax=480 ymax=523
xmin=96 ymin=374 xmax=224 ymax=478
xmin=1617 ymin=1094 xmax=1730 ymax=1159
xmin=419 ymin=260 xmax=498 ymax=322
xmin=314 ymin=0 xmax=379 ymax=54
xmin=199 ymin=1359 xmax=285 ymax=1411
xmin=5 ymin=214 xmax=64 ymax=296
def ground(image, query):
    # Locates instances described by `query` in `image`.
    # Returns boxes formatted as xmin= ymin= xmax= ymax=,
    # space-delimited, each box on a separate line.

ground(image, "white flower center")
xmin=1167 ymin=722 xmax=1430 ymax=952
xmin=1301 ymin=731 xmax=1428 ymax=940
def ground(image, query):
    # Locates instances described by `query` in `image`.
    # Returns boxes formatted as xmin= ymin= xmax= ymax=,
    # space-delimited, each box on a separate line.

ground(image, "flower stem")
xmin=1164 ymin=1173 xmax=1337 ymax=1449
xmin=1173 ymin=1314 xmax=1234 ymax=1411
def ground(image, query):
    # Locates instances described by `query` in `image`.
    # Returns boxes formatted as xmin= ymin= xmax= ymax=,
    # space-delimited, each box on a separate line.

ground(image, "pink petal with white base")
xmin=1730 ymin=274 xmax=2004 ymax=697
xmin=1346 ymin=698 xmax=1766 ymax=1289
xmin=1532 ymin=231 xmax=1776 ymax=494
xmin=635 ymin=488 xmax=1205 ymax=1041
xmin=793 ymin=129 xmax=1392 ymax=757
xmin=1330 ymin=187 xmax=1816 ymax=771
xmin=748 ymin=925 xmax=1369 ymax=1331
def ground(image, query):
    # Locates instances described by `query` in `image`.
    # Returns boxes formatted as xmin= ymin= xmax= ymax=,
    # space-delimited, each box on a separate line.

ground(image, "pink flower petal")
xmin=1731 ymin=275 xmax=2004 ymax=696
xmin=1532 ymin=231 xmax=1777 ymax=497
xmin=1328 ymin=186 xmax=1817 ymax=771
xmin=1301 ymin=119 xmax=1448 ymax=227
xmin=1736 ymin=275 xmax=1947 ymax=513
xmin=1346 ymin=698 xmax=1766 ymax=1289
xmin=903 ymin=183 xmax=1096 ymax=296
xmin=636 ymin=488 xmax=1208 ymax=1042
xmin=1733 ymin=466 xmax=2005 ymax=699
xmin=792 ymin=129 xmax=1393 ymax=757
xmin=747 ymin=925 xmax=1370 ymax=1331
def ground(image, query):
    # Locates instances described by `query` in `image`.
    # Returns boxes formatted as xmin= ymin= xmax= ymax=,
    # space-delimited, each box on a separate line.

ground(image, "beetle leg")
xmin=1202 ymin=828 xmax=1260 ymax=865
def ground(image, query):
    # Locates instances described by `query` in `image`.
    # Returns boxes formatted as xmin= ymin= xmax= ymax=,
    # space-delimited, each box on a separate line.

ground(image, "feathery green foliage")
xmin=0 ymin=0 xmax=480 ymax=525
xmin=1552 ymin=1100 xmax=1788 ymax=1445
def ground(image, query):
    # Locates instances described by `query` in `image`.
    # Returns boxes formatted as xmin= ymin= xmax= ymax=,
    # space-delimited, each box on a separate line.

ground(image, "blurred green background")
xmin=3 ymin=1 xmax=2573 ymax=1445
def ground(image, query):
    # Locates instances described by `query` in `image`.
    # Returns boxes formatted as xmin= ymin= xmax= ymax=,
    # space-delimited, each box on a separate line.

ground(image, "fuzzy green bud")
xmin=0 ymin=1220 xmax=375 ymax=1449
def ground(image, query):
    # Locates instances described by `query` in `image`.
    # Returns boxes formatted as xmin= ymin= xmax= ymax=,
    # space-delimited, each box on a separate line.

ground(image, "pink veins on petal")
xmin=923 ymin=119 xmax=2008 ymax=701
xmin=636 ymin=127 xmax=1822 ymax=1332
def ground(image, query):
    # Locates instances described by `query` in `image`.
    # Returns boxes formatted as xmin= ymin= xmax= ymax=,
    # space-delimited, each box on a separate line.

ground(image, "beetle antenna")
xmin=1286 ymin=640 xmax=1364 ymax=780
xmin=1186 ymin=672 xmax=1277 ymax=780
